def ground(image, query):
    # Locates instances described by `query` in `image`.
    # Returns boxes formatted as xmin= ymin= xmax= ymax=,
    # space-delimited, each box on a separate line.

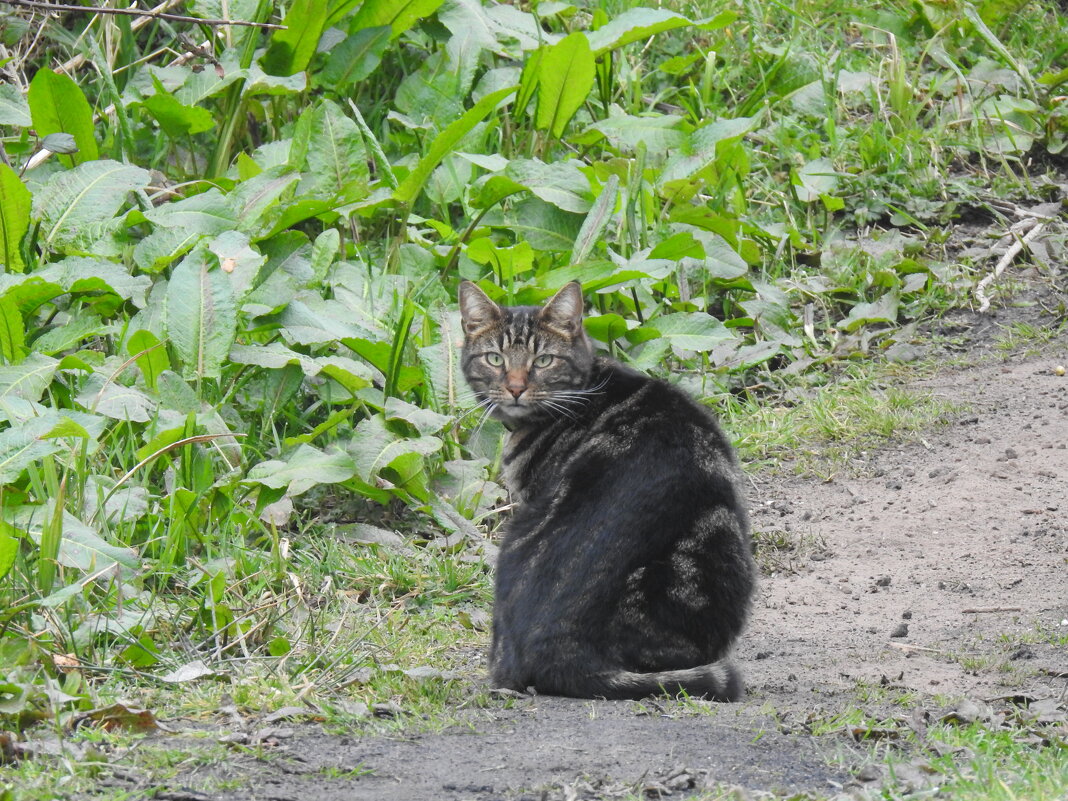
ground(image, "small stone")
xmin=890 ymin=623 xmax=909 ymax=638
xmin=856 ymin=764 xmax=882 ymax=782
xmin=902 ymin=610 xmax=913 ymax=620
xmin=943 ymin=699 xmax=983 ymax=725
xmin=875 ymin=575 xmax=892 ymax=587
xmin=1004 ymin=447 xmax=1019 ymax=460
xmin=372 ymin=701 xmax=403 ymax=718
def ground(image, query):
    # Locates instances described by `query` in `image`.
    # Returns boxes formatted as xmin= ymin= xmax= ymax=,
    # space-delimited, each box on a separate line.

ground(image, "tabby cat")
xmin=459 ymin=280 xmax=756 ymax=701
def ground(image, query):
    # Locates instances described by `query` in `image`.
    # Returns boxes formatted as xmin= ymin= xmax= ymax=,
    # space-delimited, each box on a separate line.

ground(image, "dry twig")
xmin=962 ymin=606 xmax=1023 ymax=614
xmin=975 ymin=217 xmax=1048 ymax=313
xmin=0 ymin=0 xmax=284 ymax=29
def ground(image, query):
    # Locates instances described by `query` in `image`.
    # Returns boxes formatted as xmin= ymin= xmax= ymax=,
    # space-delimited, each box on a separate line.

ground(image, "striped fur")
xmin=460 ymin=282 xmax=755 ymax=701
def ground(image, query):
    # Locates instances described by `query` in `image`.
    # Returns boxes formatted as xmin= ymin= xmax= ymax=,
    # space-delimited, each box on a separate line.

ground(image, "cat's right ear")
xmin=459 ymin=281 xmax=502 ymax=337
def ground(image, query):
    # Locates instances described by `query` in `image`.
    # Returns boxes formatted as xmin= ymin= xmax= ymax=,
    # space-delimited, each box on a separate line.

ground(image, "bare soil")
xmin=106 ymin=301 xmax=1068 ymax=801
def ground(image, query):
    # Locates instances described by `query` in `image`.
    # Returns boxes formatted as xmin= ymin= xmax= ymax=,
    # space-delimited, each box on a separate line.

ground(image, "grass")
xmin=720 ymin=362 xmax=964 ymax=476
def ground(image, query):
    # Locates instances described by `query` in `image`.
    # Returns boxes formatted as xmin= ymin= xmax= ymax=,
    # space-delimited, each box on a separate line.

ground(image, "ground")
xmin=81 ymin=294 xmax=1067 ymax=801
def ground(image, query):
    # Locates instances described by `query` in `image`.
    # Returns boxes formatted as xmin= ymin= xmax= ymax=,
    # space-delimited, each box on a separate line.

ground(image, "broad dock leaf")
xmin=33 ymin=161 xmax=150 ymax=254
xmin=0 ymin=164 xmax=30 ymax=272
xmin=535 ymin=32 xmax=595 ymax=139
xmin=27 ymin=68 xmax=98 ymax=166
xmin=165 ymin=249 xmax=237 ymax=380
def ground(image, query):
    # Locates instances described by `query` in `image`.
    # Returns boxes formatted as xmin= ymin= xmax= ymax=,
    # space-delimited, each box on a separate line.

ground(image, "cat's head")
xmin=459 ymin=281 xmax=595 ymax=424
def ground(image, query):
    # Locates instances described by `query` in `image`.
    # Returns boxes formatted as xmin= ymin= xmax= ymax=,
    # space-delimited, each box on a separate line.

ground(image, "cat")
xmin=458 ymin=280 xmax=756 ymax=701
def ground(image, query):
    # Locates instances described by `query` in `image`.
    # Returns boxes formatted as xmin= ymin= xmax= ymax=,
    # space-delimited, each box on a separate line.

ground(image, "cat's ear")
xmin=538 ymin=281 xmax=584 ymax=337
xmin=459 ymin=281 xmax=502 ymax=336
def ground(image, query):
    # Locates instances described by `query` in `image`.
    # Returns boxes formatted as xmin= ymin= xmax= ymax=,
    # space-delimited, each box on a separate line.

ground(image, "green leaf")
xmin=346 ymin=414 xmax=442 ymax=483
xmin=0 ymin=295 xmax=26 ymax=364
xmin=279 ymin=297 xmax=377 ymax=346
xmin=315 ymin=356 xmax=375 ymax=395
xmin=418 ymin=309 xmax=476 ymax=414
xmin=0 ymin=519 xmax=17 ymax=581
xmin=40 ymin=416 xmax=91 ymax=441
xmin=648 ymin=312 xmax=734 ymax=352
xmin=571 ymin=174 xmax=618 ymax=264
xmin=245 ymin=444 xmax=357 ymax=496
xmin=350 ymin=0 xmax=445 ymax=38
xmin=394 ymin=85 xmax=517 ymax=206
xmin=792 ymin=157 xmax=838 ymax=203
xmin=260 ymin=0 xmax=329 ymax=76
xmin=209 ymin=230 xmax=265 ymax=301
xmin=27 ymin=68 xmax=98 ymax=166
xmin=14 ymin=257 xmax=151 ymax=309
xmin=301 ymin=100 xmax=370 ymax=202
xmin=585 ymin=8 xmax=732 ymax=55
xmin=0 ymin=164 xmax=31 ymax=272
xmin=586 ymin=112 xmax=685 ymax=155
xmin=0 ymin=353 xmax=59 ymax=403
xmin=165 ymin=249 xmax=237 ymax=380
xmin=535 ymin=32 xmax=595 ymax=138
xmin=584 ymin=312 xmax=632 ymax=343
xmin=658 ymin=116 xmax=758 ymax=186
xmin=0 ymin=83 xmax=31 ymax=128
xmin=838 ymin=291 xmax=900 ymax=332
xmin=229 ymin=342 xmax=318 ymax=373
xmin=30 ymin=310 xmax=102 ymax=356
xmin=701 ymin=233 xmax=750 ymax=282
xmin=7 ymin=505 xmax=139 ymax=573
xmin=142 ymin=81 xmax=215 ymax=137
xmin=76 ymin=375 xmax=155 ymax=422
xmin=0 ymin=420 xmax=63 ymax=483
xmin=496 ymin=197 xmax=583 ymax=251
xmin=127 ymin=330 xmax=169 ymax=391
xmin=319 ymin=26 xmax=391 ymax=90
xmin=468 ymin=173 xmax=527 ymax=210
xmin=33 ymin=160 xmax=151 ymax=254
xmin=384 ymin=396 xmax=451 ymax=436
xmin=505 ymin=158 xmax=591 ymax=213
xmin=230 ymin=166 xmax=300 ymax=239
xmin=514 ymin=46 xmax=544 ymax=118
xmin=143 ymin=189 xmax=237 ymax=234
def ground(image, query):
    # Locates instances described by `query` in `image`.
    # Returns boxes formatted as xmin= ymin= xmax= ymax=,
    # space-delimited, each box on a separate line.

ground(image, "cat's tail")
xmin=550 ymin=661 xmax=744 ymax=702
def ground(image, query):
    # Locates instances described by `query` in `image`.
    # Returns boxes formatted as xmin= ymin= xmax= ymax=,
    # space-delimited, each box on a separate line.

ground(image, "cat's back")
xmin=504 ymin=357 xmax=740 ymax=506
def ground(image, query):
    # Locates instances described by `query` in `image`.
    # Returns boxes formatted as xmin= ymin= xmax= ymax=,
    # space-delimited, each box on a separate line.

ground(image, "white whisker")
xmin=539 ymin=399 xmax=579 ymax=421
xmin=454 ymin=397 xmax=495 ymax=425
xmin=471 ymin=403 xmax=498 ymax=441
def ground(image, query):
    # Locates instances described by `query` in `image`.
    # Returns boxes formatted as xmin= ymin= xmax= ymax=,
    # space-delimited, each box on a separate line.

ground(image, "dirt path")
xmin=142 ymin=329 xmax=1067 ymax=801
xmin=745 ymin=350 xmax=1068 ymax=714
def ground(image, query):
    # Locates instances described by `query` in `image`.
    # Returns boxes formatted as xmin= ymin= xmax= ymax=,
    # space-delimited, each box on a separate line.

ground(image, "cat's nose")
xmin=505 ymin=369 xmax=528 ymax=399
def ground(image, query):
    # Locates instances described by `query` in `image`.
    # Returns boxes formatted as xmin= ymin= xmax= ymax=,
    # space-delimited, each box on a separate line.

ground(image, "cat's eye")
xmin=485 ymin=353 xmax=504 ymax=366
xmin=533 ymin=354 xmax=554 ymax=368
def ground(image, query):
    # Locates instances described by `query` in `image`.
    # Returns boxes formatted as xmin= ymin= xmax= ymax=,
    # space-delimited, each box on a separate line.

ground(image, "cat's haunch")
xmin=460 ymin=281 xmax=756 ymax=701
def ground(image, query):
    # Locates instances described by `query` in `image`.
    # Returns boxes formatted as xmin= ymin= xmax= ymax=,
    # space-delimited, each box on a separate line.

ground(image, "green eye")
xmin=485 ymin=353 xmax=504 ymax=366
xmin=533 ymin=354 xmax=554 ymax=368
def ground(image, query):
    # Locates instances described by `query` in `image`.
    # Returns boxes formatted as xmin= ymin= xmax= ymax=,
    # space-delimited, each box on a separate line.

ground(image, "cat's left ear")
xmin=538 ymin=281 xmax=584 ymax=336
xmin=459 ymin=280 xmax=502 ymax=336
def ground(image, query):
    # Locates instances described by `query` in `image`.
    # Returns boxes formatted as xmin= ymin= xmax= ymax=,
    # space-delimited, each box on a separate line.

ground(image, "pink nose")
xmin=507 ymin=385 xmax=525 ymax=399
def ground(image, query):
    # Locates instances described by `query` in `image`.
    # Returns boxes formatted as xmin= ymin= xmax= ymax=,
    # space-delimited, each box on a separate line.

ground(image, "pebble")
xmin=890 ymin=623 xmax=909 ymax=638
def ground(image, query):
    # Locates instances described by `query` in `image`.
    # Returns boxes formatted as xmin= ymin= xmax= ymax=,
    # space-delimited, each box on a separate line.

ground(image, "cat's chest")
xmin=501 ymin=428 xmax=536 ymax=500
xmin=502 ymin=425 xmax=566 ymax=501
